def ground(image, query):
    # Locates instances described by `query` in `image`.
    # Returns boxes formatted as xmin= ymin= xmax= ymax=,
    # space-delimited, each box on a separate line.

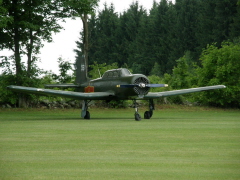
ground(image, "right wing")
xmin=7 ymin=85 xmax=115 ymax=100
xmin=144 ymin=85 xmax=226 ymax=99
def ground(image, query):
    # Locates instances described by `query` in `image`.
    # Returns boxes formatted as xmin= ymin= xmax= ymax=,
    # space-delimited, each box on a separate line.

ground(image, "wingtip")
xmin=6 ymin=85 xmax=14 ymax=89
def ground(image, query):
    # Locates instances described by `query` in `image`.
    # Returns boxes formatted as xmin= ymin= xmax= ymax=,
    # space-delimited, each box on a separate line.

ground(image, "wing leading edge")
xmin=7 ymin=85 xmax=226 ymax=100
xmin=7 ymin=85 xmax=115 ymax=100
xmin=144 ymin=85 xmax=226 ymax=99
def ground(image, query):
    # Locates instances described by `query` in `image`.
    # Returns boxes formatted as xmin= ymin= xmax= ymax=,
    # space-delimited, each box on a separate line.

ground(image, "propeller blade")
xmin=116 ymin=84 xmax=136 ymax=88
xmin=116 ymin=84 xmax=168 ymax=88
xmin=146 ymin=84 xmax=168 ymax=88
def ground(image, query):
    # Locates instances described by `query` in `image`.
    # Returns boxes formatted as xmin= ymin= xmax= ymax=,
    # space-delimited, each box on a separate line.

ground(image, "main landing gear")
xmin=81 ymin=99 xmax=154 ymax=121
xmin=81 ymin=100 xmax=91 ymax=119
xmin=144 ymin=99 xmax=154 ymax=119
xmin=132 ymin=99 xmax=154 ymax=121
xmin=132 ymin=100 xmax=141 ymax=121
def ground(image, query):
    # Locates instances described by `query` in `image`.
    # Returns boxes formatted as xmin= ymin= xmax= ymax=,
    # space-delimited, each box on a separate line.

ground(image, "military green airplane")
xmin=7 ymin=57 xmax=226 ymax=121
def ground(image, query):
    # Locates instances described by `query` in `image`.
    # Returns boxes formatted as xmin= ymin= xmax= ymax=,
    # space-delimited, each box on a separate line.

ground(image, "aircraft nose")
xmin=133 ymin=77 xmax=150 ymax=96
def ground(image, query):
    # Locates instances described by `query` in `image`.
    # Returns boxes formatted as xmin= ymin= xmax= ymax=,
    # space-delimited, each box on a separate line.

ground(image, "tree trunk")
xmin=14 ymin=30 xmax=28 ymax=108
xmin=81 ymin=13 xmax=89 ymax=70
xmin=27 ymin=29 xmax=33 ymax=76
xmin=13 ymin=0 xmax=27 ymax=108
xmin=13 ymin=23 xmax=22 ymax=85
xmin=18 ymin=94 xmax=29 ymax=108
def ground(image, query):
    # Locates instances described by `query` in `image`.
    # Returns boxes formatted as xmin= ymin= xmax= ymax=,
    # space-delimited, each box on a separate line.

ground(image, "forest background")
xmin=0 ymin=0 xmax=240 ymax=108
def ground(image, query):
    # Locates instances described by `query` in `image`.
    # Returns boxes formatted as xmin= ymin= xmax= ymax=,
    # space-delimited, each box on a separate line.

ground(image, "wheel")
xmin=144 ymin=111 xmax=151 ymax=119
xmin=135 ymin=113 xmax=141 ymax=121
xmin=84 ymin=111 xmax=90 ymax=119
xmin=144 ymin=111 xmax=153 ymax=119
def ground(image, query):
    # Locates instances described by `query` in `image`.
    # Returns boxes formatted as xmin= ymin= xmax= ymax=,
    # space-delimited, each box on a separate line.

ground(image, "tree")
xmin=197 ymin=42 xmax=240 ymax=107
xmin=0 ymin=0 xmax=12 ymax=28
xmin=150 ymin=0 xmax=177 ymax=74
xmin=230 ymin=0 xmax=240 ymax=40
xmin=64 ymin=0 xmax=99 ymax=69
xmin=75 ymin=0 xmax=240 ymax=78
xmin=196 ymin=0 xmax=239 ymax=54
xmin=120 ymin=1 xmax=148 ymax=74
xmin=0 ymin=0 xmax=64 ymax=107
xmin=161 ymin=51 xmax=198 ymax=104
xmin=87 ymin=3 xmax=120 ymax=66
xmin=1 ymin=0 xmax=63 ymax=80
xmin=88 ymin=61 xmax=118 ymax=79
xmin=52 ymin=57 xmax=73 ymax=83
xmin=195 ymin=0 xmax=217 ymax=56
xmin=150 ymin=62 xmax=162 ymax=77
xmin=174 ymin=0 xmax=200 ymax=61
xmin=213 ymin=0 xmax=238 ymax=47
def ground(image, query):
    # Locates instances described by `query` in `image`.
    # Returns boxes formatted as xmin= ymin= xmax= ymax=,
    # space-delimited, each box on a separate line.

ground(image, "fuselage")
xmin=78 ymin=68 xmax=150 ymax=99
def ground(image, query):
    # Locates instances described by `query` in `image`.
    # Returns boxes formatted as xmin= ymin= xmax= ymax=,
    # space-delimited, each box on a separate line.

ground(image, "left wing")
xmin=44 ymin=84 xmax=80 ymax=88
xmin=144 ymin=85 xmax=226 ymax=99
xmin=7 ymin=85 xmax=115 ymax=100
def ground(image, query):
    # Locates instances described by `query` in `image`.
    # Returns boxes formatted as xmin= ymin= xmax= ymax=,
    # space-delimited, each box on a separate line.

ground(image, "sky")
xmin=0 ymin=0 xmax=169 ymax=75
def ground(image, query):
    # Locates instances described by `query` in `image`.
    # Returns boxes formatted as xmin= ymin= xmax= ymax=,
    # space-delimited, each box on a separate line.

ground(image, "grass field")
xmin=0 ymin=106 xmax=240 ymax=180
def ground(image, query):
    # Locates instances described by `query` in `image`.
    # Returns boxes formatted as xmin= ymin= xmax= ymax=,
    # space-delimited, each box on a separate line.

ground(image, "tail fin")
xmin=75 ymin=56 xmax=89 ymax=85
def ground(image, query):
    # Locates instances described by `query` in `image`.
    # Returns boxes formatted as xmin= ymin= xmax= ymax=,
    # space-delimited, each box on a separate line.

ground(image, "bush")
xmin=0 ymin=74 xmax=18 ymax=105
xmin=196 ymin=42 xmax=240 ymax=107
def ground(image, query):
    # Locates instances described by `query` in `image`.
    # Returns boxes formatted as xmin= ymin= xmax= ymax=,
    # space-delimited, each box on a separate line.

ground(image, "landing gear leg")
xmin=81 ymin=100 xmax=91 ymax=119
xmin=132 ymin=100 xmax=141 ymax=121
xmin=144 ymin=99 xmax=154 ymax=119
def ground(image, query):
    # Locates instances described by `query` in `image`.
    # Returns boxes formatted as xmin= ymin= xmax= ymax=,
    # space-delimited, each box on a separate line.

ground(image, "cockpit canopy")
xmin=102 ymin=68 xmax=132 ymax=79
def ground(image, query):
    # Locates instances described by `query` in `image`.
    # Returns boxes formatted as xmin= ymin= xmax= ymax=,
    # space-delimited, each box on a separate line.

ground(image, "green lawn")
xmin=0 ymin=106 xmax=240 ymax=180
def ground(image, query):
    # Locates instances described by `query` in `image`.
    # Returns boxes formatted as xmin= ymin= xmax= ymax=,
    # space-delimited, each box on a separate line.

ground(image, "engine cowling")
xmin=133 ymin=77 xmax=150 ymax=96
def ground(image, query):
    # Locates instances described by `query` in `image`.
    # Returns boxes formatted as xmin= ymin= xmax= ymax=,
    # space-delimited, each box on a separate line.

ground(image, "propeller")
xmin=116 ymin=83 xmax=168 ymax=88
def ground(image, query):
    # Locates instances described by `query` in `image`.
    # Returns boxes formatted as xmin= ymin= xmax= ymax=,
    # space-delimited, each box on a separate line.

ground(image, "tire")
xmin=135 ymin=113 xmax=141 ymax=121
xmin=84 ymin=111 xmax=90 ymax=119
xmin=144 ymin=111 xmax=153 ymax=119
xmin=144 ymin=111 xmax=151 ymax=119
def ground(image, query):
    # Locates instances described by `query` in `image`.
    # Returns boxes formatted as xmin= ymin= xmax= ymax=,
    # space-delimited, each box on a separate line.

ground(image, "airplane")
xmin=7 ymin=57 xmax=226 ymax=121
